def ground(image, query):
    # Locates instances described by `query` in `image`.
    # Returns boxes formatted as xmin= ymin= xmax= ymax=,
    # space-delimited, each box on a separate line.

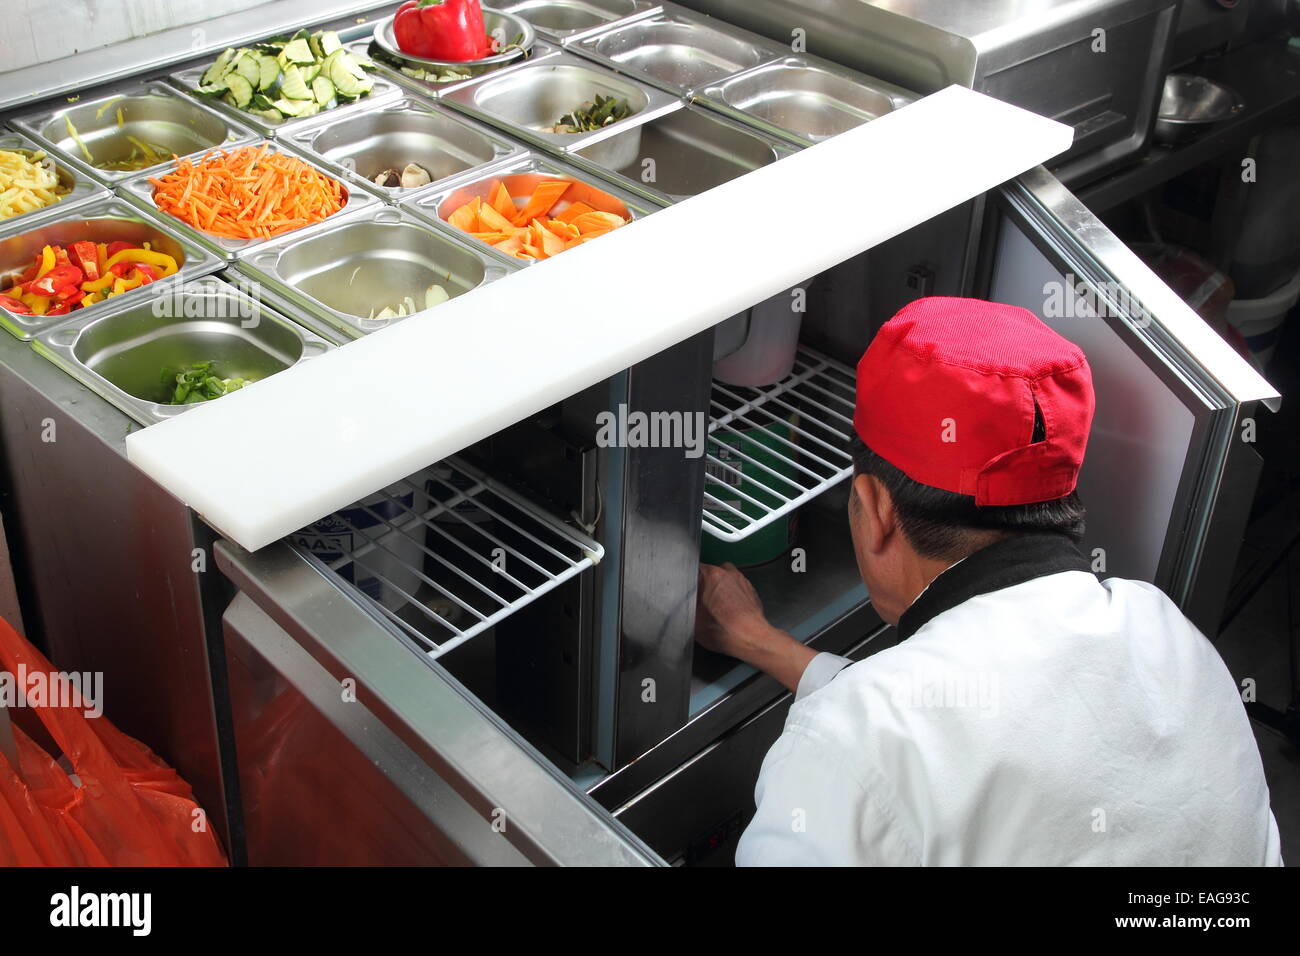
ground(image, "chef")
xmin=696 ymin=297 xmax=1283 ymax=866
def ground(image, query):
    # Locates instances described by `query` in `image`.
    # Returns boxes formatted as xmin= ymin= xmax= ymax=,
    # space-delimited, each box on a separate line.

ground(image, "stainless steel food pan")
xmin=572 ymin=8 xmax=785 ymax=95
xmin=116 ymin=141 xmax=378 ymax=261
xmin=0 ymin=195 xmax=224 ymax=341
xmin=566 ymin=102 xmax=794 ymax=204
xmin=280 ymin=96 xmax=525 ymax=204
xmin=493 ymin=0 xmax=660 ymax=42
xmin=357 ymin=37 xmax=564 ymax=98
xmin=31 ymin=276 xmax=332 ymax=426
xmin=167 ymin=63 xmax=404 ymax=140
xmin=440 ymin=52 xmax=680 ymax=161
xmin=233 ymin=205 xmax=515 ymax=339
xmin=696 ymin=57 xmax=914 ymax=147
xmin=11 ymin=79 xmax=258 ymax=185
xmin=0 ymin=129 xmax=111 ymax=233
xmin=408 ymin=151 xmax=657 ymax=265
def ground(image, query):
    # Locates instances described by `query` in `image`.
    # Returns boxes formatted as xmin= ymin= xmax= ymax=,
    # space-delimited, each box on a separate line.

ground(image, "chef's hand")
xmin=696 ymin=563 xmax=817 ymax=693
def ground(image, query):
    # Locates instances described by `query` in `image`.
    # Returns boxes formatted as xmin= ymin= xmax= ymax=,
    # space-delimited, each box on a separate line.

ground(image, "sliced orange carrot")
xmin=447 ymin=196 xmax=481 ymax=232
xmin=477 ymin=202 xmax=516 ymax=234
xmin=512 ymin=180 xmax=572 ymax=227
xmin=554 ymin=201 xmax=595 ymax=225
xmin=488 ymin=180 xmax=516 ymax=221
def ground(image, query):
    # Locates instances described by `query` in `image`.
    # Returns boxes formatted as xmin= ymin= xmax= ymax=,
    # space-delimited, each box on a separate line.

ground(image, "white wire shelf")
xmin=288 ymin=456 xmax=603 ymax=658
xmin=703 ymin=345 xmax=857 ymax=544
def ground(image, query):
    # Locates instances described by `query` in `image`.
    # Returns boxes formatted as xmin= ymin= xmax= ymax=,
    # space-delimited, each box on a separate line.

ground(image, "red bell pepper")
xmin=45 ymin=301 xmax=72 ymax=316
xmin=0 ymin=294 xmax=32 ymax=315
xmin=27 ymin=264 xmax=83 ymax=297
xmin=134 ymin=263 xmax=161 ymax=285
xmin=393 ymin=0 xmax=491 ymax=61
xmin=70 ymin=241 xmax=101 ymax=281
xmin=109 ymin=260 xmax=136 ymax=278
xmin=106 ymin=241 xmax=135 ymax=258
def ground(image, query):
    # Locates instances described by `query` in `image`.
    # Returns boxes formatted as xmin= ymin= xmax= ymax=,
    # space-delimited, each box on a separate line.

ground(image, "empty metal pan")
xmin=573 ymin=10 xmax=784 ymax=94
xmin=492 ymin=0 xmax=658 ymax=41
xmin=698 ymin=57 xmax=913 ymax=147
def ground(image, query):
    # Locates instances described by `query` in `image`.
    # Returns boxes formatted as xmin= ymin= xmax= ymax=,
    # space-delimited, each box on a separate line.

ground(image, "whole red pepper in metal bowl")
xmin=393 ymin=0 xmax=492 ymax=61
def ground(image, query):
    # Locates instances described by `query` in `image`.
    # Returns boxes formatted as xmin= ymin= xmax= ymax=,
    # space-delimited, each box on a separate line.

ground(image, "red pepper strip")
xmin=70 ymin=241 xmax=100 ymax=281
xmin=54 ymin=283 xmax=85 ymax=302
xmin=109 ymin=261 xmax=135 ymax=278
xmin=0 ymin=294 xmax=32 ymax=315
xmin=52 ymin=245 xmax=72 ymax=269
xmin=134 ymin=263 xmax=160 ymax=284
xmin=17 ymin=264 xmax=38 ymax=284
xmin=45 ymin=301 xmax=72 ymax=316
xmin=105 ymin=241 xmax=135 ymax=257
xmin=27 ymin=264 xmax=84 ymax=297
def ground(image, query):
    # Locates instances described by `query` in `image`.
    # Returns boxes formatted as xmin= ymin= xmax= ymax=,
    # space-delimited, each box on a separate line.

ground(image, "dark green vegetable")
xmin=162 ymin=361 xmax=253 ymax=405
xmin=546 ymin=95 xmax=633 ymax=134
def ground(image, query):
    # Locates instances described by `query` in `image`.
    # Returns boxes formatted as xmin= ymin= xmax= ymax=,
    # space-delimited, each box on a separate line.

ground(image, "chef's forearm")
xmin=733 ymin=624 xmax=818 ymax=693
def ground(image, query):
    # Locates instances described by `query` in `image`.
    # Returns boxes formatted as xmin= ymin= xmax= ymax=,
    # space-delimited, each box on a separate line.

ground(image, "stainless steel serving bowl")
xmin=372 ymin=8 xmax=536 ymax=76
xmin=1154 ymin=74 xmax=1244 ymax=145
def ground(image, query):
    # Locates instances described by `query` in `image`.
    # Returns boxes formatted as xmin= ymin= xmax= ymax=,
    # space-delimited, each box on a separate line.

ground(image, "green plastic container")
xmin=700 ymin=417 xmax=799 ymax=567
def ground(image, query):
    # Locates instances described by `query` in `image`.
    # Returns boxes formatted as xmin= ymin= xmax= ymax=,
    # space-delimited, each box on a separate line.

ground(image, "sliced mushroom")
xmin=373 ymin=168 xmax=402 ymax=188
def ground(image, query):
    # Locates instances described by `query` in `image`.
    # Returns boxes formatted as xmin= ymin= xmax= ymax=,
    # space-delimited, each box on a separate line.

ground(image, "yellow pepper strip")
xmin=96 ymin=242 xmax=108 ymax=275
xmin=81 ymin=272 xmax=117 ymax=293
xmin=21 ymin=292 xmax=50 ymax=315
xmin=103 ymin=247 xmax=178 ymax=277
xmin=82 ymin=291 xmax=103 ymax=307
xmin=112 ymin=273 xmax=145 ymax=295
xmin=35 ymin=245 xmax=56 ymax=279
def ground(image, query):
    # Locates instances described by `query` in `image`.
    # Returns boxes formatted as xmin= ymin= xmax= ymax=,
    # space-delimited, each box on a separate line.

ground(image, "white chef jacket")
xmin=736 ymin=533 xmax=1283 ymax=866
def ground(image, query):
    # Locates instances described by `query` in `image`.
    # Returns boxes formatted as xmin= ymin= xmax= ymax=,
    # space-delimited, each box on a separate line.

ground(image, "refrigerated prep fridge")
xmin=0 ymin=0 xmax=1279 ymax=865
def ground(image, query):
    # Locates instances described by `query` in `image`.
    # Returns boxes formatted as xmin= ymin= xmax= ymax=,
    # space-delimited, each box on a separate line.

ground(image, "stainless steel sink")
xmin=31 ymin=276 xmax=331 ymax=425
xmin=574 ymin=11 xmax=782 ymax=94
xmin=412 ymin=152 xmax=655 ymax=264
xmin=699 ymin=58 xmax=913 ymax=146
xmin=282 ymin=98 xmax=523 ymax=204
xmin=492 ymin=0 xmax=657 ymax=40
xmin=570 ymin=103 xmax=793 ymax=204
xmin=0 ymin=130 xmax=111 ymax=232
xmin=13 ymin=80 xmax=256 ymax=184
xmin=236 ymin=207 xmax=513 ymax=339
xmin=440 ymin=53 xmax=680 ymax=160
xmin=0 ymin=196 xmax=224 ymax=341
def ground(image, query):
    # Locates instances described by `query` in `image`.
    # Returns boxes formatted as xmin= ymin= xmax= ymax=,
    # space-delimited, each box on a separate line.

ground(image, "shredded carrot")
xmin=149 ymin=145 xmax=345 ymax=240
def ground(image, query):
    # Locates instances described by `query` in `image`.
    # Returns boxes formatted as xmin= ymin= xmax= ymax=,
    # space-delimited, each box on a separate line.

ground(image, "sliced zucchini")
xmin=279 ymin=64 xmax=312 ymax=100
xmin=201 ymin=48 xmax=236 ymax=87
xmin=271 ymin=97 xmax=309 ymax=117
xmin=300 ymin=63 xmax=320 ymax=84
xmin=282 ymin=38 xmax=314 ymax=64
xmin=235 ymin=54 xmax=260 ymax=88
xmin=319 ymin=31 xmax=343 ymax=57
xmin=330 ymin=57 xmax=368 ymax=97
xmin=311 ymin=76 xmax=335 ymax=106
xmin=196 ymin=77 xmax=229 ymax=96
xmin=249 ymin=107 xmax=284 ymax=124
xmin=257 ymin=55 xmax=281 ymax=91
xmin=225 ymin=73 xmax=254 ymax=109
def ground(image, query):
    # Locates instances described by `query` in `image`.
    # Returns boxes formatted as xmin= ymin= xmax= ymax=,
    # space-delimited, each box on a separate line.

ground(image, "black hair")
xmin=850 ymin=435 xmax=1086 ymax=561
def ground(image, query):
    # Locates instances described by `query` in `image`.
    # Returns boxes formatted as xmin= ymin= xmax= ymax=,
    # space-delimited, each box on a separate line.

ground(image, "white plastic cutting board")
xmin=126 ymin=85 xmax=1073 ymax=551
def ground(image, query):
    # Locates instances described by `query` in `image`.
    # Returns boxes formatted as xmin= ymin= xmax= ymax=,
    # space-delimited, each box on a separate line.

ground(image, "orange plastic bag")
xmin=0 ymin=616 xmax=227 ymax=866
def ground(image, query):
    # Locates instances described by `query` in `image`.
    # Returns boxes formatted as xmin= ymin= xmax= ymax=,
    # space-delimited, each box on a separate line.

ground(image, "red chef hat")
xmin=854 ymin=297 xmax=1095 ymax=507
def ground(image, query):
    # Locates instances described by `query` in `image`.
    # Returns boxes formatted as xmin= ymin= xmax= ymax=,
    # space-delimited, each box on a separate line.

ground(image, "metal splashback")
xmin=675 ymin=0 xmax=1179 ymax=184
